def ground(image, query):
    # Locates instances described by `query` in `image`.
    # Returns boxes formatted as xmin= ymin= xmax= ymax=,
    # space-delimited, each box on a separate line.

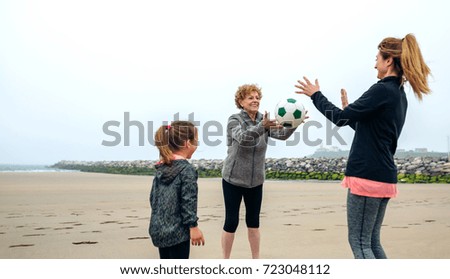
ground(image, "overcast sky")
xmin=1 ymin=0 xmax=449 ymax=165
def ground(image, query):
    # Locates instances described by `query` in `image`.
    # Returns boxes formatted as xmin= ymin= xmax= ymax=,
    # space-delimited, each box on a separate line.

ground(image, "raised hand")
xmin=262 ymin=111 xmax=281 ymax=129
xmin=341 ymin=89 xmax=349 ymax=109
xmin=295 ymin=76 xmax=320 ymax=97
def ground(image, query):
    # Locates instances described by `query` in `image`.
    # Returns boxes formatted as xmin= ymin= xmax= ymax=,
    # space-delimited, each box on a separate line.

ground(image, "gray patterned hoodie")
xmin=149 ymin=160 xmax=199 ymax=248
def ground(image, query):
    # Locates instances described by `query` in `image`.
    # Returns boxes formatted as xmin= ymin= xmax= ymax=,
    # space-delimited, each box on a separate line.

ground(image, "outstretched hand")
xmin=262 ymin=111 xmax=281 ymax=130
xmin=341 ymin=89 xmax=349 ymax=109
xmin=302 ymin=110 xmax=310 ymax=124
xmin=295 ymin=76 xmax=320 ymax=97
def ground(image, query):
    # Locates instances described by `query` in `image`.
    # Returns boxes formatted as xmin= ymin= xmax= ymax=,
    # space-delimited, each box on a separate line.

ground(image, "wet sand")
xmin=0 ymin=172 xmax=449 ymax=259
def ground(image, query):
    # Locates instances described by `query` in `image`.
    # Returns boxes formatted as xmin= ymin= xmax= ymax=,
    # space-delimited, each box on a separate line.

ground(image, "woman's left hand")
xmin=262 ymin=111 xmax=281 ymax=129
xmin=341 ymin=89 xmax=349 ymax=109
xmin=295 ymin=76 xmax=320 ymax=97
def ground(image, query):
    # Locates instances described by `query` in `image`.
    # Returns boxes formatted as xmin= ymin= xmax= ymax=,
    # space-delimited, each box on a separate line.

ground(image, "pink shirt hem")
xmin=341 ymin=176 xmax=397 ymax=198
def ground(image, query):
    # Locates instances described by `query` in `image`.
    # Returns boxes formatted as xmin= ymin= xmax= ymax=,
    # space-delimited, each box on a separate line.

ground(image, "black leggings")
xmin=158 ymin=240 xmax=190 ymax=259
xmin=222 ymin=179 xmax=263 ymax=233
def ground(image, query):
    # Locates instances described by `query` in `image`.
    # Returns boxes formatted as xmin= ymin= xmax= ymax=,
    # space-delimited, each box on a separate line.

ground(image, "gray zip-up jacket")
xmin=222 ymin=110 xmax=296 ymax=188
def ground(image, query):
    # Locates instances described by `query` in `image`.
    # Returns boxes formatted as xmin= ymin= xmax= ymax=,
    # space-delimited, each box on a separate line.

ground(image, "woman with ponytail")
xmin=295 ymin=34 xmax=431 ymax=258
xmin=149 ymin=121 xmax=205 ymax=259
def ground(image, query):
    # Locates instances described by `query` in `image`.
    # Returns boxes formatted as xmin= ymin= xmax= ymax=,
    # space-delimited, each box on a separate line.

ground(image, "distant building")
xmin=309 ymin=145 xmax=349 ymax=158
xmin=415 ymin=148 xmax=428 ymax=153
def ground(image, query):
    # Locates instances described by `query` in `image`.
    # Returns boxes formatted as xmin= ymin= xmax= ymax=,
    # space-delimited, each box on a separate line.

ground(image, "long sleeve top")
xmin=222 ymin=110 xmax=296 ymax=187
xmin=311 ymin=76 xmax=407 ymax=183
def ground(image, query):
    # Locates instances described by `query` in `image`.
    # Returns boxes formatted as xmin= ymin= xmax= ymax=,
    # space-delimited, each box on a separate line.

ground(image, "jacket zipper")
xmin=251 ymin=146 xmax=256 ymax=186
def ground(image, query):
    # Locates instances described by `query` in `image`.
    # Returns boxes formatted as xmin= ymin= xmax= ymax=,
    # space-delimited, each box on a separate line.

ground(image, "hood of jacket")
xmin=154 ymin=160 xmax=189 ymax=185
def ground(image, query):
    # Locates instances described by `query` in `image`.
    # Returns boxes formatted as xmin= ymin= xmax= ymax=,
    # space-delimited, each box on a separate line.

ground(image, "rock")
xmin=51 ymin=156 xmax=450 ymax=176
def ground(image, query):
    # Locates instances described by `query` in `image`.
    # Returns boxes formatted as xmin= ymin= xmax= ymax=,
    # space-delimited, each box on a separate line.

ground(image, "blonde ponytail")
xmin=401 ymin=34 xmax=431 ymax=100
xmin=378 ymin=33 xmax=431 ymax=100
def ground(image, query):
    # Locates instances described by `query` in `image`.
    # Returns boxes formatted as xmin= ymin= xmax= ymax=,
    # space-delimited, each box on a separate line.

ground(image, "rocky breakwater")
xmin=396 ymin=157 xmax=450 ymax=175
xmin=52 ymin=160 xmax=157 ymax=175
xmin=52 ymin=156 xmax=450 ymax=182
xmin=395 ymin=157 xmax=450 ymax=183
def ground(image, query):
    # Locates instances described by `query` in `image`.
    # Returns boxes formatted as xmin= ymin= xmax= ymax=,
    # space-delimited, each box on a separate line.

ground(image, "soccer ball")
xmin=274 ymin=97 xmax=306 ymax=128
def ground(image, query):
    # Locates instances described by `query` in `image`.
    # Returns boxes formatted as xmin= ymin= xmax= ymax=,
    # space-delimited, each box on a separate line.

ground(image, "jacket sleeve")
xmin=268 ymin=126 xmax=297 ymax=140
xmin=311 ymin=83 xmax=389 ymax=128
xmin=179 ymin=165 xmax=199 ymax=228
xmin=228 ymin=114 xmax=266 ymax=146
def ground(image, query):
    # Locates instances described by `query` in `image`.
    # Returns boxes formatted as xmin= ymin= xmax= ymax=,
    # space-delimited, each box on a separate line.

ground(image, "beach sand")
xmin=0 ymin=172 xmax=449 ymax=259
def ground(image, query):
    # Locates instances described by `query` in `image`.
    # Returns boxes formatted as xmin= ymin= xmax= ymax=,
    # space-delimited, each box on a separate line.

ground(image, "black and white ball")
xmin=274 ymin=98 xmax=306 ymax=128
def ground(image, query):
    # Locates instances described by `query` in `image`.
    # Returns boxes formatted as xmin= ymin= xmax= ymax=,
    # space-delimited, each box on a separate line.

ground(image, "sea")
xmin=0 ymin=164 xmax=77 ymax=173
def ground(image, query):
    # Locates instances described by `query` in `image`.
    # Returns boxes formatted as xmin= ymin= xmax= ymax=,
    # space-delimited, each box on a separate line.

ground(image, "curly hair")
xmin=234 ymin=84 xmax=262 ymax=109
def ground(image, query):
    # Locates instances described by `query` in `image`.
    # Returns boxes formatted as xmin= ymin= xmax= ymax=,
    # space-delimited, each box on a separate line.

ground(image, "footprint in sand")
xmin=100 ymin=221 xmax=119 ymax=224
xmin=81 ymin=231 xmax=102 ymax=234
xmin=54 ymin=227 xmax=74 ymax=230
xmin=61 ymin=222 xmax=82 ymax=227
xmin=199 ymin=215 xmax=221 ymax=222
xmin=283 ymin=224 xmax=301 ymax=226
xmin=23 ymin=234 xmax=45 ymax=237
xmin=9 ymin=244 xmax=35 ymax=248
xmin=425 ymin=220 xmax=436 ymax=223
xmin=121 ymin=226 xmax=138 ymax=229
xmin=312 ymin=229 xmax=326 ymax=231
xmin=128 ymin=237 xmax=149 ymax=240
xmin=72 ymin=241 xmax=98 ymax=245
xmin=6 ymin=215 xmax=23 ymax=219
xmin=71 ymin=212 xmax=85 ymax=216
xmin=34 ymin=227 xmax=51 ymax=230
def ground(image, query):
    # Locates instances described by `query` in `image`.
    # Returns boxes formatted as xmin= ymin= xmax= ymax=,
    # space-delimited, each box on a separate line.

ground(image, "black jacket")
xmin=311 ymin=76 xmax=407 ymax=183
